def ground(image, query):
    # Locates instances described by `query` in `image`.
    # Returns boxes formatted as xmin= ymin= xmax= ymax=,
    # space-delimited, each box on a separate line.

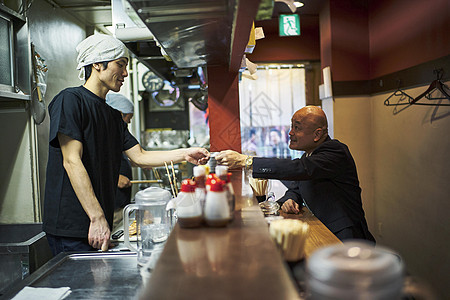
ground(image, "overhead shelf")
xmin=0 ymin=90 xmax=31 ymax=101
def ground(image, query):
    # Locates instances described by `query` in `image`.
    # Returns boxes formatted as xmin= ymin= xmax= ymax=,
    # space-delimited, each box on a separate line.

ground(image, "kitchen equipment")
xmin=123 ymin=187 xmax=173 ymax=266
xmin=0 ymin=223 xmax=52 ymax=296
xmin=30 ymin=44 xmax=47 ymax=125
xmin=1 ymin=252 xmax=142 ymax=299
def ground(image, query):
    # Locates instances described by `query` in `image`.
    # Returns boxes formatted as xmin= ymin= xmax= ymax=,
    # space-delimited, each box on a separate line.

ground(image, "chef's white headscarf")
xmin=106 ymin=93 xmax=134 ymax=114
xmin=76 ymin=34 xmax=129 ymax=80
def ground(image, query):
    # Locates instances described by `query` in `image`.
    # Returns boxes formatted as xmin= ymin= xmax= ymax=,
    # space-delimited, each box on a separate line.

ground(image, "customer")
xmin=105 ymin=93 xmax=134 ymax=231
xmin=216 ymin=106 xmax=375 ymax=242
xmin=43 ymin=34 xmax=210 ymax=256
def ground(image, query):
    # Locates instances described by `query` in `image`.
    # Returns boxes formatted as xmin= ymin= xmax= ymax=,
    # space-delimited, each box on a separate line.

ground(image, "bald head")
xmin=289 ymin=106 xmax=329 ymax=153
xmin=293 ymin=106 xmax=328 ymax=132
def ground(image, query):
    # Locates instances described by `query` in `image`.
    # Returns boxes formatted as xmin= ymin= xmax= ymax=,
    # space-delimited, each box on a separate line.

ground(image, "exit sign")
xmin=279 ymin=14 xmax=300 ymax=36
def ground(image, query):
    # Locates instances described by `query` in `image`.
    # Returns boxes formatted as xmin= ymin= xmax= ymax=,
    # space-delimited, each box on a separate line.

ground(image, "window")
xmin=239 ymin=64 xmax=306 ymax=159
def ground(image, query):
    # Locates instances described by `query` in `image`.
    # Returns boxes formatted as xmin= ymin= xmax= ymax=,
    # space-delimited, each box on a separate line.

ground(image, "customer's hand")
xmin=281 ymin=199 xmax=301 ymax=214
xmin=185 ymin=148 xmax=210 ymax=165
xmin=216 ymin=150 xmax=247 ymax=169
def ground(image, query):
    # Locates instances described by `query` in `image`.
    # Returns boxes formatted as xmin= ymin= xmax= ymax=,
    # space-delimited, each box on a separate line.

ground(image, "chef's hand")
xmin=88 ymin=216 xmax=111 ymax=251
xmin=185 ymin=148 xmax=210 ymax=165
xmin=216 ymin=150 xmax=246 ymax=169
xmin=117 ymin=174 xmax=131 ymax=189
xmin=281 ymin=199 xmax=301 ymax=214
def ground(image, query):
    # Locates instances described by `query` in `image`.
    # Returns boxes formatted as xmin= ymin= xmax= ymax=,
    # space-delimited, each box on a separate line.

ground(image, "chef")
xmin=105 ymin=93 xmax=135 ymax=232
xmin=43 ymin=34 xmax=210 ymax=255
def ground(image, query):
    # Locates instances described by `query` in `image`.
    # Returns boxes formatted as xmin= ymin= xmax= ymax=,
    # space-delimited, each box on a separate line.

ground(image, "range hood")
xmin=112 ymin=0 xmax=153 ymax=42
xmin=120 ymin=0 xmax=261 ymax=84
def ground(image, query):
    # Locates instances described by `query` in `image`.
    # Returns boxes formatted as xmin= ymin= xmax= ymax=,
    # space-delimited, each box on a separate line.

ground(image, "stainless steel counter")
xmin=1 ymin=252 xmax=145 ymax=300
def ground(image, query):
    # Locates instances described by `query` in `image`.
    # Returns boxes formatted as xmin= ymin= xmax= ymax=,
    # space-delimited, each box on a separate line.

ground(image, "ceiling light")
xmin=294 ymin=1 xmax=304 ymax=8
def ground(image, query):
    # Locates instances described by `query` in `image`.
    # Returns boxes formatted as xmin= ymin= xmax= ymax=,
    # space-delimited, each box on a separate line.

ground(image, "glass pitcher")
xmin=123 ymin=187 xmax=173 ymax=266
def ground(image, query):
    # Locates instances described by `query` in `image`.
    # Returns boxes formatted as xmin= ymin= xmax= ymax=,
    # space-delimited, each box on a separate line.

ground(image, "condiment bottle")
xmin=175 ymin=179 xmax=203 ymax=228
xmin=215 ymin=166 xmax=235 ymax=221
xmin=205 ymin=173 xmax=218 ymax=192
xmin=215 ymin=165 xmax=228 ymax=181
xmin=226 ymin=173 xmax=235 ymax=218
xmin=204 ymin=178 xmax=230 ymax=227
xmin=193 ymin=165 xmax=207 ymax=214
xmin=193 ymin=165 xmax=207 ymax=188
xmin=207 ymin=152 xmax=218 ymax=174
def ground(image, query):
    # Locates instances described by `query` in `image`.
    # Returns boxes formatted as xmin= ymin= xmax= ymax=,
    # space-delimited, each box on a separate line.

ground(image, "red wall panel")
xmin=250 ymin=16 xmax=321 ymax=63
xmin=368 ymin=0 xmax=449 ymax=78
xmin=207 ymin=66 xmax=242 ymax=152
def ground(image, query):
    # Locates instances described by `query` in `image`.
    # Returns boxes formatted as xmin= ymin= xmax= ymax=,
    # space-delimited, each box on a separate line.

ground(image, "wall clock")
xmin=142 ymin=71 xmax=164 ymax=92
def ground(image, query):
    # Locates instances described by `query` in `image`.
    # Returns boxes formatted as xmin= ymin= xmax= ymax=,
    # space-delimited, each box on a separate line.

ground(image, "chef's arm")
xmin=124 ymin=144 xmax=210 ymax=167
xmin=58 ymin=133 xmax=110 ymax=251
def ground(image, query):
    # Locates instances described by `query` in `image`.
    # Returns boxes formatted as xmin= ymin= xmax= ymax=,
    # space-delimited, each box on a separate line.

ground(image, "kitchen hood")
xmin=122 ymin=0 xmax=261 ymax=84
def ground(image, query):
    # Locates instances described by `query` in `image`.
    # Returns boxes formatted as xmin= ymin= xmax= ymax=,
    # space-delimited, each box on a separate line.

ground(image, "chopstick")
xmin=152 ymin=168 xmax=164 ymax=188
xmin=249 ymin=178 xmax=268 ymax=196
xmin=164 ymin=161 xmax=177 ymax=197
xmin=129 ymin=180 xmax=163 ymax=184
xmin=170 ymin=160 xmax=178 ymax=196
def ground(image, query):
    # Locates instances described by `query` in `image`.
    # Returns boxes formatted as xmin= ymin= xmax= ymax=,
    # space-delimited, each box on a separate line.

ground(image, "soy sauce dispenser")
xmin=204 ymin=178 xmax=230 ymax=227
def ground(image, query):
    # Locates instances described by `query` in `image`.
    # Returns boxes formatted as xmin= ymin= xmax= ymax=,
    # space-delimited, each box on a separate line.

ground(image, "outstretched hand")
xmin=215 ymin=150 xmax=247 ymax=169
xmin=184 ymin=148 xmax=210 ymax=165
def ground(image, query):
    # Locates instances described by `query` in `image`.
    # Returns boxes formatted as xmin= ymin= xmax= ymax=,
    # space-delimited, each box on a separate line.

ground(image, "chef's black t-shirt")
xmin=43 ymin=86 xmax=138 ymax=238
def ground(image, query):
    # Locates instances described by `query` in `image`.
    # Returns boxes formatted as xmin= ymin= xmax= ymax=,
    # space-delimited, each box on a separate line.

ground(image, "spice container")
xmin=169 ymin=179 xmax=203 ymax=228
xmin=204 ymin=178 xmax=230 ymax=227
xmin=215 ymin=166 xmax=235 ymax=221
xmin=193 ymin=165 xmax=207 ymax=212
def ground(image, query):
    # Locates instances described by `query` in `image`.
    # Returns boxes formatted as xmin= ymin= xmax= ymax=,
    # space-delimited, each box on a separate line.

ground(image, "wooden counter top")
xmin=138 ymin=172 xmax=340 ymax=299
xmin=280 ymin=208 xmax=342 ymax=259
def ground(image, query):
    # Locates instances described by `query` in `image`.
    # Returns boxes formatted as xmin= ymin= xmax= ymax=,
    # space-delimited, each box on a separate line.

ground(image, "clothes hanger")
xmin=410 ymin=69 xmax=450 ymax=106
xmin=384 ymin=80 xmax=413 ymax=106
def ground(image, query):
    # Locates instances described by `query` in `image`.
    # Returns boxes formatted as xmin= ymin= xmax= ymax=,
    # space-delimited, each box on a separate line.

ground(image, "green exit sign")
xmin=279 ymin=14 xmax=300 ymax=36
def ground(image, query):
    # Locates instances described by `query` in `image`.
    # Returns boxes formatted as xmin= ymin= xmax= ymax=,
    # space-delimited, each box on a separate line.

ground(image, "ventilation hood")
xmin=123 ymin=0 xmax=261 ymax=83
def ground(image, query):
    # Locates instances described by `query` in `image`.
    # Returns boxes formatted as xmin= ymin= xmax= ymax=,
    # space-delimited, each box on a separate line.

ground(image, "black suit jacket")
xmin=252 ymin=136 xmax=375 ymax=242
